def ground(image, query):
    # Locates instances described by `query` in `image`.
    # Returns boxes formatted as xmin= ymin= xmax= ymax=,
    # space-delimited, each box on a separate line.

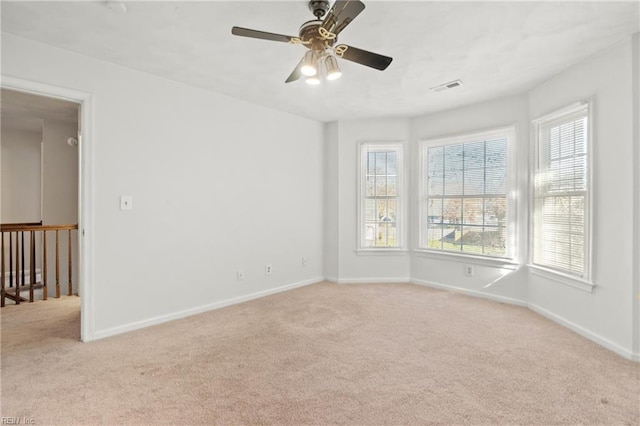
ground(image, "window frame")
xmin=357 ymin=141 xmax=406 ymax=252
xmin=417 ymin=126 xmax=517 ymax=261
xmin=530 ymin=101 xmax=593 ymax=287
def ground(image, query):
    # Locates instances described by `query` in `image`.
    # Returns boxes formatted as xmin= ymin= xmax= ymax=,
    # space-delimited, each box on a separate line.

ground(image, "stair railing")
xmin=0 ymin=223 xmax=78 ymax=307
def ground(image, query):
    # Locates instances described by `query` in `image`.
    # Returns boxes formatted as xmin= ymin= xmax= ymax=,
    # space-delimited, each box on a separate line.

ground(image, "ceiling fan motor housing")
xmin=308 ymin=0 xmax=330 ymax=18
xmin=299 ymin=20 xmax=335 ymax=51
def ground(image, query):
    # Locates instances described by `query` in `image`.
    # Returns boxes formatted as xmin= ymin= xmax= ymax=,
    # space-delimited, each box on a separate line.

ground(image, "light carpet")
xmin=1 ymin=282 xmax=639 ymax=425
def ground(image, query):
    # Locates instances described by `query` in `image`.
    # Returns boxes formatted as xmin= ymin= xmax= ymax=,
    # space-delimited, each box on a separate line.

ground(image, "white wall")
xmin=2 ymin=34 xmax=324 ymax=338
xmin=323 ymin=121 xmax=339 ymax=281
xmin=528 ymin=38 xmax=636 ymax=357
xmin=42 ymin=119 xmax=78 ymax=225
xmin=327 ymin=118 xmax=411 ymax=283
xmin=1 ymin=124 xmax=43 ymax=290
xmin=632 ymin=33 xmax=640 ymax=359
xmin=1 ymin=125 xmax=42 ymax=223
xmin=42 ymin=119 xmax=79 ymax=296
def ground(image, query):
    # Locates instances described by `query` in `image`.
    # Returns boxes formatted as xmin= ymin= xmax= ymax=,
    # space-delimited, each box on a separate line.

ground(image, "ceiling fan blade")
xmin=321 ymin=0 xmax=365 ymax=37
xmin=285 ymin=59 xmax=304 ymax=83
xmin=231 ymin=26 xmax=296 ymax=43
xmin=335 ymin=44 xmax=393 ymax=71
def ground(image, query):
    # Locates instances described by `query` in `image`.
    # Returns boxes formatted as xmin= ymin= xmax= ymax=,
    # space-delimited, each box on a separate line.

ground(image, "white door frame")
xmin=2 ymin=75 xmax=95 ymax=342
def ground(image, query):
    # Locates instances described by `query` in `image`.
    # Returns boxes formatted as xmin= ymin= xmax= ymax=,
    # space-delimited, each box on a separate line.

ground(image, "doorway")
xmin=1 ymin=78 xmax=94 ymax=342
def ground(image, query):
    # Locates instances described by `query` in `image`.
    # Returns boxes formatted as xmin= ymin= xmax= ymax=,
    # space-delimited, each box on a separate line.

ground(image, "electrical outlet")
xmin=265 ymin=264 xmax=272 ymax=275
xmin=237 ymin=270 xmax=244 ymax=281
xmin=464 ymin=265 xmax=474 ymax=277
xmin=120 ymin=195 xmax=133 ymax=211
xmin=302 ymin=257 xmax=308 ymax=266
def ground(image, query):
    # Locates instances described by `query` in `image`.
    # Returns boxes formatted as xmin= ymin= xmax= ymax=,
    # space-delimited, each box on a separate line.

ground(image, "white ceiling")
xmin=1 ymin=88 xmax=79 ymax=133
xmin=1 ymin=1 xmax=638 ymax=122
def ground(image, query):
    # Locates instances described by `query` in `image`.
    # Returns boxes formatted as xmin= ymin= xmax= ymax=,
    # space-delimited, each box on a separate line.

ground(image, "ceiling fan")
xmin=231 ymin=0 xmax=393 ymax=85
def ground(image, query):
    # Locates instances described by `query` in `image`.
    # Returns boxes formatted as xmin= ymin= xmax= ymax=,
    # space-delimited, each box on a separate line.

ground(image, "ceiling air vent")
xmin=430 ymin=79 xmax=463 ymax=92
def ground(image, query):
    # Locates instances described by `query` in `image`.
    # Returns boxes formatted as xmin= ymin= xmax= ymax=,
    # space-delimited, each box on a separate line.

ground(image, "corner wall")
xmin=327 ymin=117 xmax=411 ymax=283
xmin=527 ymin=38 xmax=636 ymax=358
xmin=323 ymin=122 xmax=339 ymax=281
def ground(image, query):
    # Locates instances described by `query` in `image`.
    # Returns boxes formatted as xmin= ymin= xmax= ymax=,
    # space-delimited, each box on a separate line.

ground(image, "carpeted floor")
xmin=1 ymin=282 xmax=639 ymax=425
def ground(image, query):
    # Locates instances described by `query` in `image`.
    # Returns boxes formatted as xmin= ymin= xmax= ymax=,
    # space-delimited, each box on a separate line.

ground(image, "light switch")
xmin=120 ymin=195 xmax=133 ymax=211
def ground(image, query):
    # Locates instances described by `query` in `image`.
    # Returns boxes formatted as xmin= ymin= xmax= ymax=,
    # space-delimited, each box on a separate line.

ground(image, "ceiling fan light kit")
xmin=325 ymin=55 xmax=342 ymax=80
xmin=303 ymin=51 xmax=342 ymax=85
xmin=231 ymin=0 xmax=392 ymax=85
xmin=301 ymin=50 xmax=318 ymax=76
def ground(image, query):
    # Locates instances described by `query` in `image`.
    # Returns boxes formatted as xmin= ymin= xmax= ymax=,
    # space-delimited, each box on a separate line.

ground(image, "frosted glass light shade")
xmin=301 ymin=51 xmax=317 ymax=77
xmin=325 ymin=55 xmax=342 ymax=80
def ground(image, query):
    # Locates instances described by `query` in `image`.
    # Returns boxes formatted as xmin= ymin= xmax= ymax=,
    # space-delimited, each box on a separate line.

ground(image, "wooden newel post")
xmin=43 ymin=231 xmax=48 ymax=301
xmin=29 ymin=231 xmax=36 ymax=302
xmin=55 ymin=230 xmax=60 ymax=299
xmin=16 ymin=232 xmax=21 ymax=305
xmin=9 ymin=233 xmax=13 ymax=292
xmin=68 ymin=229 xmax=73 ymax=296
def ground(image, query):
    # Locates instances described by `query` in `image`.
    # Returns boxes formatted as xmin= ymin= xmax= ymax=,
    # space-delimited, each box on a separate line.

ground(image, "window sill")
xmin=355 ymin=249 xmax=409 ymax=256
xmin=528 ymin=265 xmax=595 ymax=293
xmin=412 ymin=249 xmax=519 ymax=270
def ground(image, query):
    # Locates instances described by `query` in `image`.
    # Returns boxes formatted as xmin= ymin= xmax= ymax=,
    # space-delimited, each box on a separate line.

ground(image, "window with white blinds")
xmin=359 ymin=143 xmax=404 ymax=249
xmin=533 ymin=103 xmax=590 ymax=279
xmin=420 ymin=128 xmax=514 ymax=258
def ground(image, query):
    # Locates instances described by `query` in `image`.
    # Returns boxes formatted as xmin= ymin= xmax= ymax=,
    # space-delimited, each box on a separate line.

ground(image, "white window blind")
xmin=533 ymin=104 xmax=590 ymax=278
xmin=359 ymin=143 xmax=403 ymax=249
xmin=420 ymin=129 xmax=512 ymax=258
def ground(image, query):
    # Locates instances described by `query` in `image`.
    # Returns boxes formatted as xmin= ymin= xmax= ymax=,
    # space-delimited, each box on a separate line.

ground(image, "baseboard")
xmin=336 ymin=277 xmax=411 ymax=284
xmin=92 ymin=277 xmax=324 ymax=341
xmin=411 ymin=278 xmax=527 ymax=307
xmin=527 ymin=302 xmax=638 ymax=362
xmin=324 ymin=276 xmax=339 ymax=284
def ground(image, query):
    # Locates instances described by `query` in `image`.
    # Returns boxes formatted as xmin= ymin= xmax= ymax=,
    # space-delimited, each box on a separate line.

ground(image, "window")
xmin=532 ymin=103 xmax=590 ymax=279
xmin=420 ymin=128 xmax=514 ymax=258
xmin=359 ymin=143 xmax=404 ymax=249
